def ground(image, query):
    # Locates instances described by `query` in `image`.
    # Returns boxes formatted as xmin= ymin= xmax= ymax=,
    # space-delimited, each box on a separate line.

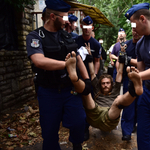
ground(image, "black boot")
xmin=73 ymin=143 xmax=82 ymax=150
xmin=132 ymin=126 xmax=137 ymax=133
xmin=122 ymin=135 xmax=131 ymax=141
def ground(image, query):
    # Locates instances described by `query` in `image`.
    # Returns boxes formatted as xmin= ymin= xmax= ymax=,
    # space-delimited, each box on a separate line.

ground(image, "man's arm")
xmin=30 ymin=53 xmax=66 ymax=70
xmin=76 ymin=55 xmax=89 ymax=80
xmin=109 ymin=52 xmax=114 ymax=66
xmin=139 ymin=69 xmax=150 ymax=80
xmin=137 ymin=61 xmax=145 ymax=72
xmin=85 ymin=43 xmax=96 ymax=81
xmin=115 ymin=62 xmax=124 ymax=82
xmin=138 ymin=61 xmax=150 ymax=80
xmin=88 ymin=59 xmax=96 ymax=81
xmin=111 ymin=54 xmax=118 ymax=61
xmin=129 ymin=58 xmax=137 ymax=67
xmin=94 ymin=57 xmax=100 ymax=74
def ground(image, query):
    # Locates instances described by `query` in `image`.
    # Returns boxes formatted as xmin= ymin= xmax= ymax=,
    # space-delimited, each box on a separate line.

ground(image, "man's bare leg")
xmin=65 ymin=51 xmax=95 ymax=109
xmin=66 ymin=51 xmax=85 ymax=92
xmin=108 ymin=66 xmax=143 ymax=120
xmin=116 ymin=62 xmax=124 ymax=82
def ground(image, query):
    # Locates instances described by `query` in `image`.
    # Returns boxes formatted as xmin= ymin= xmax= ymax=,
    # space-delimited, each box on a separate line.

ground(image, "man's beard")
xmin=101 ymin=86 xmax=112 ymax=94
xmin=54 ymin=18 xmax=62 ymax=30
xmin=119 ymin=37 xmax=125 ymax=41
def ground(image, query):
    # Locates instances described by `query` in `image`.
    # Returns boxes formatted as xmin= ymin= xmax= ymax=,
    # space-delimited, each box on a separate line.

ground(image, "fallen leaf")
xmin=28 ymin=132 xmax=37 ymax=137
xmin=21 ymin=135 xmax=28 ymax=140
xmin=6 ymin=141 xmax=13 ymax=146
xmin=7 ymin=147 xmax=14 ymax=150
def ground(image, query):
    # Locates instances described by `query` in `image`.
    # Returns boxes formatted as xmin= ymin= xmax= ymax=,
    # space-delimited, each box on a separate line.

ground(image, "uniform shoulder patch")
xmin=31 ymin=39 xmax=40 ymax=48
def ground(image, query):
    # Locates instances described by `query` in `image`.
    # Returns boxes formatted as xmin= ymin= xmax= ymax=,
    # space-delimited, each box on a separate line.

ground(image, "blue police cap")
xmin=118 ymin=28 xmax=125 ymax=32
xmin=45 ymin=0 xmax=71 ymax=12
xmin=83 ymin=16 xmax=93 ymax=25
xmin=68 ymin=14 xmax=78 ymax=22
xmin=125 ymin=3 xmax=149 ymax=20
xmin=43 ymin=7 xmax=46 ymax=13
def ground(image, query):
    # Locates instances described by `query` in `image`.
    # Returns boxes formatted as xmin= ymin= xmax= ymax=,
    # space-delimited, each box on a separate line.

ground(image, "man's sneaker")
xmin=122 ymin=135 xmax=131 ymax=141
xmin=73 ymin=143 xmax=82 ymax=150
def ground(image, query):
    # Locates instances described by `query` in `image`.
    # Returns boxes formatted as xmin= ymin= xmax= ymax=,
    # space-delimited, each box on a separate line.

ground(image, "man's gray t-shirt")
xmin=91 ymin=77 xmax=121 ymax=107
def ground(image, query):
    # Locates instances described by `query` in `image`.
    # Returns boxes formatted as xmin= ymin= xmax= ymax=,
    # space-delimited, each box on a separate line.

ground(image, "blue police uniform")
xmin=136 ymin=35 xmax=150 ymax=150
xmin=75 ymin=16 xmax=101 ymax=78
xmin=70 ymin=32 xmax=78 ymax=38
xmin=75 ymin=36 xmax=101 ymax=77
xmin=125 ymin=3 xmax=150 ymax=149
xmin=68 ymin=14 xmax=78 ymax=39
xmin=26 ymin=1 xmax=86 ymax=149
xmin=121 ymin=39 xmax=138 ymax=139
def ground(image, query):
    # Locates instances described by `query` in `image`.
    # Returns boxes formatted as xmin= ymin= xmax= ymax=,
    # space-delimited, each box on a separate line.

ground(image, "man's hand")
xmin=118 ymin=51 xmax=126 ymax=63
xmin=85 ymin=42 xmax=91 ymax=55
xmin=111 ymin=60 xmax=114 ymax=66
xmin=85 ymin=42 xmax=93 ymax=62
xmin=120 ymin=42 xmax=127 ymax=52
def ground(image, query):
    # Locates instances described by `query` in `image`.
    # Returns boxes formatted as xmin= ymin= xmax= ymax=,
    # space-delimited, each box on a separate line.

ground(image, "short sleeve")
xmin=26 ymin=31 xmax=44 ymax=58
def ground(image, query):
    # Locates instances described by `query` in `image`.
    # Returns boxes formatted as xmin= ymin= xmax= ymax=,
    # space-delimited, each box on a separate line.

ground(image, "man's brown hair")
xmin=45 ymin=8 xmax=62 ymax=20
xmin=94 ymin=74 xmax=113 ymax=100
xmin=133 ymin=9 xmax=150 ymax=20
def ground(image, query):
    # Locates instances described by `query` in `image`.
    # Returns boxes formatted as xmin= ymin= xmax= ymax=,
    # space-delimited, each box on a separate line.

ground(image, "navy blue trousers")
xmin=137 ymin=85 xmax=150 ymax=150
xmin=121 ymin=76 xmax=137 ymax=136
xmin=37 ymin=86 xmax=86 ymax=150
xmin=113 ymin=67 xmax=117 ymax=82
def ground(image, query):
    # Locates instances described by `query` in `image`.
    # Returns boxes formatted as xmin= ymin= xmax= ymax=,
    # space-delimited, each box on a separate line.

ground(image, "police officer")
xmin=125 ymin=3 xmax=150 ymax=150
xmin=121 ymin=28 xmax=142 ymax=141
xmin=111 ymin=28 xmax=127 ymax=82
xmin=75 ymin=16 xmax=101 ymax=77
xmin=65 ymin=14 xmax=78 ymax=38
xmin=26 ymin=0 xmax=90 ymax=149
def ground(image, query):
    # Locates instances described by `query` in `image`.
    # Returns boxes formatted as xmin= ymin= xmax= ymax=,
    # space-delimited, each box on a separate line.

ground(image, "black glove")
xmin=118 ymin=51 xmax=126 ymax=63
xmin=81 ymin=79 xmax=91 ymax=95
xmin=128 ymin=80 xmax=138 ymax=97
xmin=118 ymin=51 xmax=132 ymax=65
xmin=86 ymin=55 xmax=93 ymax=62
xmin=127 ymin=56 xmax=132 ymax=65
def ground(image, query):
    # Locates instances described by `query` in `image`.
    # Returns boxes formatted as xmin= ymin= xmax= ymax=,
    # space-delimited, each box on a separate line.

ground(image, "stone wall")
xmin=0 ymin=5 xmax=36 ymax=113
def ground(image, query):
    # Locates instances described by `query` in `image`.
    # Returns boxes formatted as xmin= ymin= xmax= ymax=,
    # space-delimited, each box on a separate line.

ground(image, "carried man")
xmin=65 ymin=46 xmax=143 ymax=132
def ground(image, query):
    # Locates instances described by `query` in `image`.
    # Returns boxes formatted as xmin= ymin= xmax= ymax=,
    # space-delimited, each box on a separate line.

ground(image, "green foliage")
xmin=4 ymin=0 xmax=36 ymax=11
xmin=78 ymin=0 xmax=148 ymax=50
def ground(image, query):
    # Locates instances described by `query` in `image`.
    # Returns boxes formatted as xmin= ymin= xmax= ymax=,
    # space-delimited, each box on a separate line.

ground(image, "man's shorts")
xmin=85 ymin=103 xmax=120 ymax=132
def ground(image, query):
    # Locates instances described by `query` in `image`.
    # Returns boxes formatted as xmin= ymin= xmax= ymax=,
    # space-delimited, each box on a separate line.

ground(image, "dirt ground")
xmin=0 ymin=99 xmax=137 ymax=150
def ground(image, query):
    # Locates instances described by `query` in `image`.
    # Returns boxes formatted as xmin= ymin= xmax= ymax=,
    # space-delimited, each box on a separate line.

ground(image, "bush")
xmin=4 ymin=0 xmax=36 ymax=11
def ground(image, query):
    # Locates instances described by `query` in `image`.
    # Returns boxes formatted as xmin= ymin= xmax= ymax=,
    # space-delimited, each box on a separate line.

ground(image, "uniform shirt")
xmin=70 ymin=32 xmax=78 ymax=39
xmin=26 ymin=28 xmax=58 ymax=57
xmin=125 ymin=39 xmax=136 ymax=59
xmin=26 ymin=28 xmax=75 ymax=87
xmin=123 ymin=39 xmax=136 ymax=77
xmin=91 ymin=77 xmax=121 ymax=107
xmin=75 ymin=35 xmax=101 ymax=77
xmin=136 ymin=35 xmax=150 ymax=85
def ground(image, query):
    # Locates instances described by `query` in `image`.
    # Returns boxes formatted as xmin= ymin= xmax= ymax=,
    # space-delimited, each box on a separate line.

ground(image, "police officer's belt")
xmin=40 ymin=82 xmax=72 ymax=89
